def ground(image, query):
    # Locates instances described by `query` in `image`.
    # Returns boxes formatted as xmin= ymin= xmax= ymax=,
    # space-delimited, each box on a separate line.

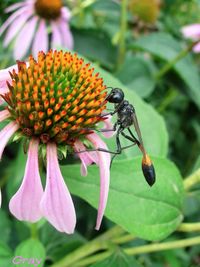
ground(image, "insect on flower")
xmin=77 ymin=87 xmax=156 ymax=186
xmin=104 ymin=88 xmax=156 ymax=186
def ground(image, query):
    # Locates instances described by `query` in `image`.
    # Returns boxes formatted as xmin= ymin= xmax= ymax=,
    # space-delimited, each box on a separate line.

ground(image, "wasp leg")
xmin=121 ymin=130 xmax=140 ymax=146
xmin=75 ymin=126 xmax=132 ymax=156
xmin=75 ymin=128 xmax=122 ymax=155
xmin=127 ymin=127 xmax=139 ymax=142
xmin=66 ymin=123 xmax=117 ymax=134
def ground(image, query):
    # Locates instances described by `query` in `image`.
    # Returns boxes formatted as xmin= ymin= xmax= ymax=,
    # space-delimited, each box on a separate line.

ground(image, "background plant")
xmin=0 ymin=0 xmax=200 ymax=266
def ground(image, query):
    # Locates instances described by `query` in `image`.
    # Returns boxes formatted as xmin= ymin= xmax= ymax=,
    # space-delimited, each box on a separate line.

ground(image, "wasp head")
xmin=106 ymin=88 xmax=124 ymax=103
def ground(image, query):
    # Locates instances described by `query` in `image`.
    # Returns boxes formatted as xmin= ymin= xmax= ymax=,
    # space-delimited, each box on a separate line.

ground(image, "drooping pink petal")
xmin=102 ymin=115 xmax=115 ymax=138
xmin=5 ymin=2 xmax=28 ymax=13
xmin=32 ymin=20 xmax=48 ymax=58
xmin=14 ymin=16 xmax=38 ymax=59
xmin=40 ymin=143 xmax=76 ymax=234
xmin=0 ymin=5 xmax=32 ymax=35
xmin=86 ymin=133 xmax=111 ymax=230
xmin=193 ymin=42 xmax=200 ymax=53
xmin=9 ymin=138 xmax=43 ymax=222
xmin=51 ymin=21 xmax=62 ymax=48
xmin=182 ymin=24 xmax=200 ymax=39
xmin=59 ymin=19 xmax=74 ymax=49
xmin=74 ymin=140 xmax=95 ymax=176
xmin=61 ymin=7 xmax=71 ymax=21
xmin=3 ymin=10 xmax=33 ymax=47
xmin=0 ymin=121 xmax=19 ymax=160
xmin=0 ymin=110 xmax=10 ymax=122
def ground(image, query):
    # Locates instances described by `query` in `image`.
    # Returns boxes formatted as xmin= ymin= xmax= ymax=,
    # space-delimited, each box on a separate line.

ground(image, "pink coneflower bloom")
xmin=181 ymin=24 xmax=200 ymax=53
xmin=0 ymin=0 xmax=73 ymax=59
xmin=0 ymin=50 xmax=111 ymax=233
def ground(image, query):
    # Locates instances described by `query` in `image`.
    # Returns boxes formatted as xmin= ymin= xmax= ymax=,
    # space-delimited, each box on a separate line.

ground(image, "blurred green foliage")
xmin=0 ymin=0 xmax=200 ymax=267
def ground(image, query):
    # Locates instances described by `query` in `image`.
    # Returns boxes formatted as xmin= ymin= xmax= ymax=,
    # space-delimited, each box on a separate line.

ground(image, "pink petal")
xmin=3 ymin=10 xmax=33 ymax=47
xmin=0 ymin=64 xmax=19 ymax=94
xmin=102 ymin=115 xmax=115 ymax=138
xmin=0 ymin=87 xmax=9 ymax=96
xmin=193 ymin=42 xmax=200 ymax=53
xmin=40 ymin=143 xmax=76 ymax=234
xmin=59 ymin=19 xmax=74 ymax=49
xmin=5 ymin=2 xmax=27 ymax=13
xmin=86 ymin=133 xmax=111 ymax=230
xmin=0 ymin=63 xmax=28 ymax=104
xmin=0 ymin=110 xmax=10 ymax=122
xmin=182 ymin=24 xmax=200 ymax=39
xmin=0 ymin=5 xmax=32 ymax=35
xmin=32 ymin=20 xmax=48 ymax=58
xmin=74 ymin=140 xmax=95 ymax=176
xmin=61 ymin=7 xmax=71 ymax=21
xmin=14 ymin=16 xmax=38 ymax=59
xmin=51 ymin=21 xmax=62 ymax=48
xmin=9 ymin=138 xmax=43 ymax=222
xmin=0 ymin=121 xmax=19 ymax=160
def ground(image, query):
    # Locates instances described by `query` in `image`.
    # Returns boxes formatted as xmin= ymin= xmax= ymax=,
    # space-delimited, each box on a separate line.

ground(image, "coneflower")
xmin=0 ymin=50 xmax=111 ymax=233
xmin=0 ymin=0 xmax=73 ymax=59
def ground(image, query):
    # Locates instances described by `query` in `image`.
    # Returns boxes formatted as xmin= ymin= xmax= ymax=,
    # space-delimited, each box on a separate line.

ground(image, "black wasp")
xmin=104 ymin=87 xmax=156 ymax=186
xmin=76 ymin=87 xmax=156 ymax=186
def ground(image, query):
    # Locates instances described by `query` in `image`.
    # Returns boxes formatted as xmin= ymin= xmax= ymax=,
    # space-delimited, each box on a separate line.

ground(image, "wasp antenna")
xmin=142 ymin=154 xmax=156 ymax=186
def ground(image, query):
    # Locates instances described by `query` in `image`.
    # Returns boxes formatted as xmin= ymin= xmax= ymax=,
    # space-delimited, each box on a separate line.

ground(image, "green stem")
xmin=30 ymin=223 xmax=38 ymax=239
xmin=72 ymin=0 xmax=97 ymax=16
xmin=112 ymin=234 xmax=135 ymax=244
xmin=184 ymin=168 xmax=200 ymax=191
xmin=157 ymin=87 xmax=178 ymax=113
xmin=125 ymin=235 xmax=200 ymax=255
xmin=51 ymin=222 xmax=200 ymax=267
xmin=77 ymin=0 xmax=84 ymax=26
xmin=51 ymin=226 xmax=125 ymax=267
xmin=155 ymin=40 xmax=200 ymax=80
xmin=178 ymin=222 xmax=200 ymax=232
xmin=117 ymin=0 xmax=128 ymax=68
xmin=75 ymin=235 xmax=200 ymax=266
xmin=74 ymin=251 xmax=112 ymax=267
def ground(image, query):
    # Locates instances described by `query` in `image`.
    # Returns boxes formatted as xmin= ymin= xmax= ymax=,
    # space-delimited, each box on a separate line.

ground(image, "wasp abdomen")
xmin=142 ymin=154 xmax=156 ymax=186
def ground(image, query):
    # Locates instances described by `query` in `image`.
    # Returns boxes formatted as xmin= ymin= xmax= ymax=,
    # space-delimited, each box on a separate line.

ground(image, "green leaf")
xmin=62 ymin=157 xmax=184 ymax=241
xmin=73 ymin=29 xmax=117 ymax=69
xmin=0 ymin=210 xmax=12 ymax=243
xmin=41 ymin=223 xmax=86 ymax=261
xmin=116 ymin=55 xmax=156 ymax=98
xmin=93 ymin=65 xmax=168 ymax=158
xmin=90 ymin=249 xmax=143 ymax=267
xmin=0 ymin=242 xmax=13 ymax=267
xmin=131 ymin=32 xmax=200 ymax=109
xmin=6 ymin=144 xmax=26 ymax=199
xmin=14 ymin=239 xmax=46 ymax=267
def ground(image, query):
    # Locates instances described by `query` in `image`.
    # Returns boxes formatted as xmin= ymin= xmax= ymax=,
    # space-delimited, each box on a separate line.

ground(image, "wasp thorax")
xmin=4 ymin=50 xmax=107 ymax=145
xmin=35 ymin=0 xmax=62 ymax=20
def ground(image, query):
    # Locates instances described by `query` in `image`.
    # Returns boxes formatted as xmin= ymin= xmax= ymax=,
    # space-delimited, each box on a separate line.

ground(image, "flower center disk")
xmin=34 ymin=0 xmax=62 ymax=20
xmin=4 ymin=50 xmax=107 ymax=145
